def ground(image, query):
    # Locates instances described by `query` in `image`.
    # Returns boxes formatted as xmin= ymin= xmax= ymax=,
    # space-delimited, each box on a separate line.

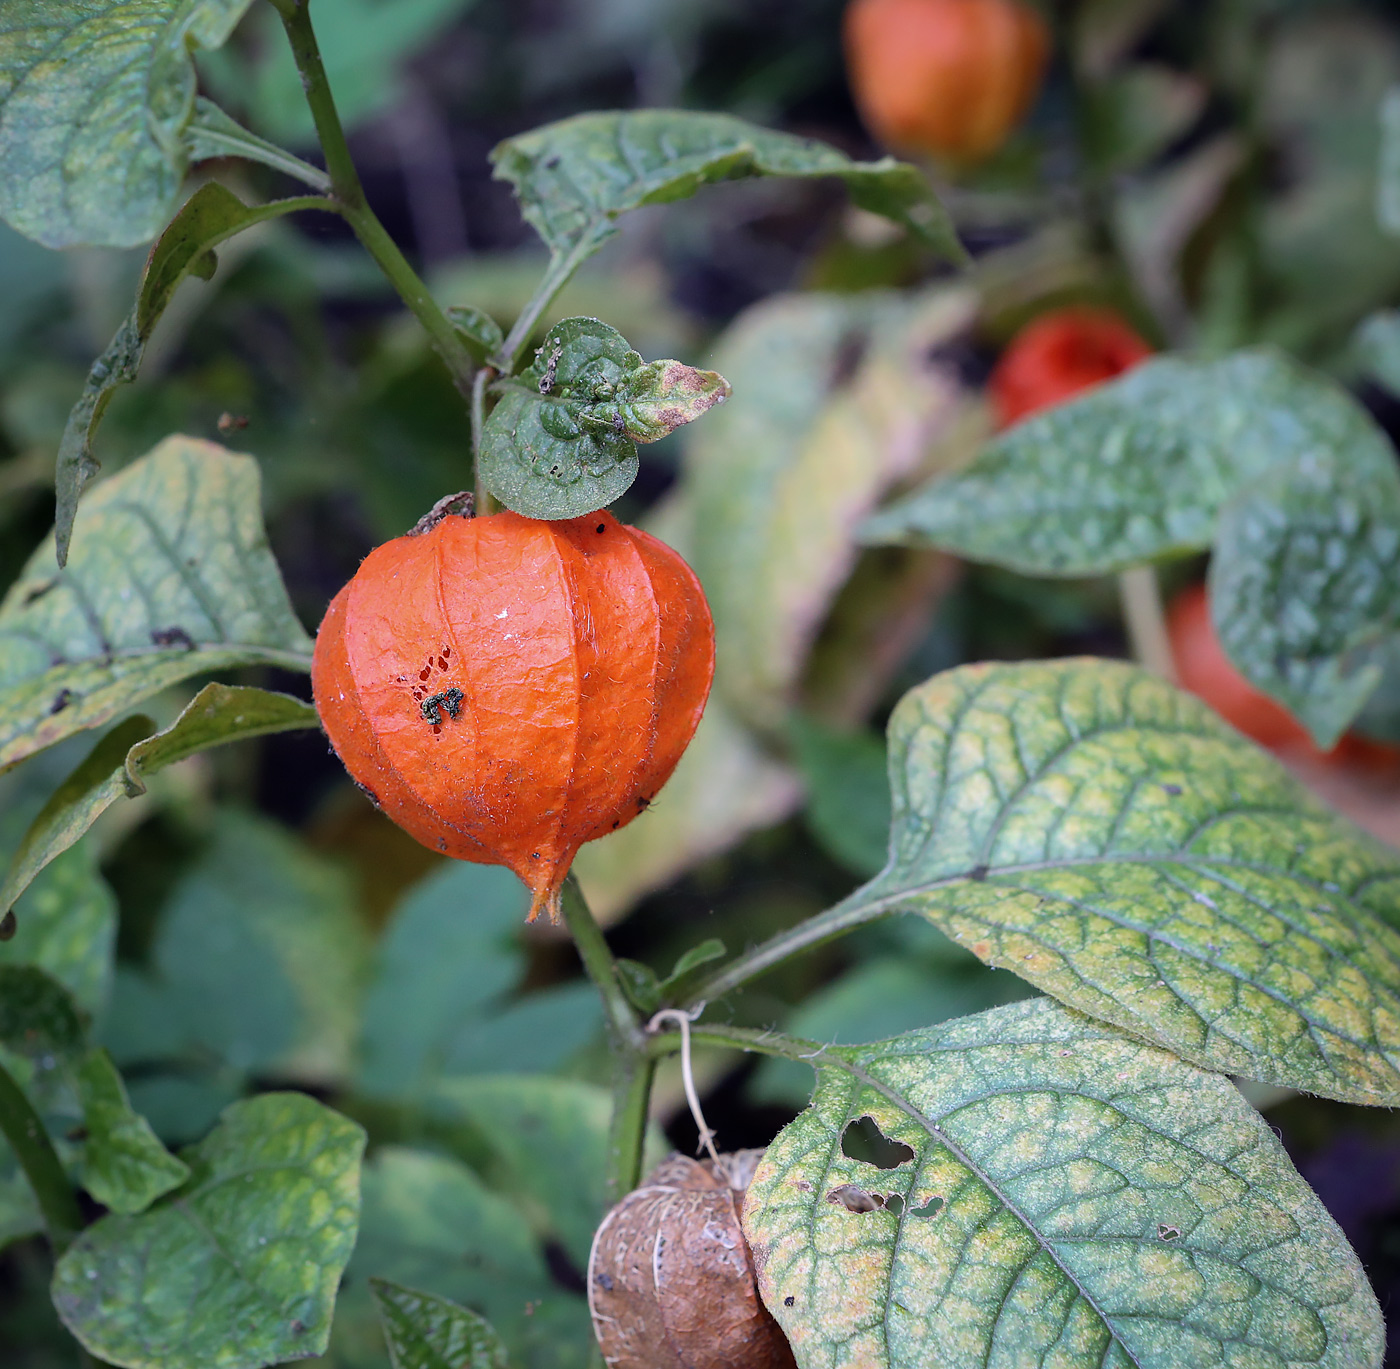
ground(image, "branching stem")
xmin=0 ymin=1059 xmax=82 ymax=1254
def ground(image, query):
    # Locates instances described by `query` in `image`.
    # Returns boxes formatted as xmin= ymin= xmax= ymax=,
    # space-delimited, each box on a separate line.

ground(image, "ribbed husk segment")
xmin=588 ymin=1152 xmax=797 ymax=1369
xmin=312 ymin=508 xmax=714 ymax=920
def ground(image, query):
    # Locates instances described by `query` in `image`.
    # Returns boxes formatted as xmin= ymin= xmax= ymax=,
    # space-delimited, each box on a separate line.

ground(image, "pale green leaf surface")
xmin=685 ymin=288 xmax=978 ymax=731
xmin=0 ymin=435 xmax=313 ymax=772
xmin=53 ymin=1092 xmax=366 ymax=1369
xmin=427 ymin=1075 xmax=665 ymax=1271
xmin=1210 ymin=451 xmax=1400 ymax=747
xmin=1354 ymin=309 xmax=1400 ymax=395
xmin=73 ymin=1047 xmax=188 ymax=1214
xmin=1379 ymin=85 xmax=1400 ymax=236
xmin=358 ymin=861 xmax=598 ymax=1100
xmin=333 ymin=1147 xmax=591 ymax=1369
xmin=848 ymin=659 xmax=1400 ymax=1105
xmin=370 ymin=1279 xmax=509 ymax=1369
xmin=743 ymin=997 xmax=1384 ymax=1369
xmin=0 ymin=0 xmax=255 ymax=248
xmin=491 ymin=109 xmax=963 ymax=272
xmin=0 ymin=963 xmax=85 ymax=1057
xmin=860 ymin=350 xmax=1392 ymax=576
xmin=55 ymin=184 xmax=318 ymax=561
xmin=151 ymin=811 xmax=368 ymax=1082
xmin=0 ymin=685 xmax=317 ymax=919
xmin=480 ymin=316 xmax=727 ymax=519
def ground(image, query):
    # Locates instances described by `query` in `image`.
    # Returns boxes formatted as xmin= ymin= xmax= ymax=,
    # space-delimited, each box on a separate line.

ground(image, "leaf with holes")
xmin=838 ymin=658 xmax=1400 ymax=1106
xmin=860 ymin=349 xmax=1394 ymax=575
xmin=1210 ymin=449 xmax=1400 ymax=748
xmin=491 ymin=110 xmax=963 ymax=279
xmin=480 ymin=316 xmax=729 ymax=519
xmin=742 ymin=997 xmax=1383 ymax=1369
xmin=371 ymin=1279 xmax=509 ymax=1369
xmin=73 ymin=1047 xmax=189 ymax=1215
xmin=55 ymin=182 xmax=318 ymax=562
xmin=0 ymin=1 xmax=255 ymax=249
xmin=0 ymin=685 xmax=317 ymax=921
xmin=0 ymin=435 xmax=313 ymax=774
xmin=52 ymin=1092 xmax=365 ymax=1369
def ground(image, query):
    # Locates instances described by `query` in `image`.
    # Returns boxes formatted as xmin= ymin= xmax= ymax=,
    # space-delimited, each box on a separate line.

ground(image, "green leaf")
xmin=358 ymin=862 xmax=600 ymax=1101
xmin=427 ymin=1075 xmax=664 ymax=1273
xmin=53 ymin=1092 xmax=365 ymax=1369
xmin=0 ymin=1 xmax=256 ymax=249
xmin=789 ymin=715 xmax=891 ymax=879
xmin=1080 ymin=64 xmax=1205 ymax=177
xmin=684 ymin=288 xmax=978 ymax=731
xmin=751 ymin=943 xmax=1035 ymax=1107
xmin=1354 ymin=308 xmax=1400 ymax=396
xmin=148 ymin=811 xmax=368 ymax=1083
xmin=861 ymin=349 xmax=1394 ymax=576
xmin=1380 ymin=85 xmax=1400 ymax=236
xmin=742 ymin=997 xmax=1384 ymax=1369
xmin=0 ymin=685 xmax=318 ymax=920
xmin=491 ymin=110 xmax=964 ymax=276
xmin=446 ymin=304 xmax=505 ymax=366
xmin=0 ymin=964 xmax=85 ymax=1058
xmin=334 ymin=1147 xmax=589 ymax=1369
xmin=1210 ymin=451 xmax=1400 ymax=748
xmin=182 ymin=98 xmax=331 ymax=190
xmin=845 ymin=658 xmax=1400 ymax=1106
xmin=0 ymin=1145 xmax=42 ymax=1252
xmin=480 ymin=316 xmax=729 ymax=519
xmin=72 ymin=1048 xmax=188 ymax=1215
xmin=370 ymin=1278 xmax=509 ymax=1369
xmin=0 ymin=434 xmax=313 ymax=773
xmin=55 ymin=183 xmax=318 ymax=561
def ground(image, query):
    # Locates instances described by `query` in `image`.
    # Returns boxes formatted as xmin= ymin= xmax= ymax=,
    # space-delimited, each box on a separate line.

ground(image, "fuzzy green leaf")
xmin=844 ymin=658 xmax=1400 ymax=1106
xmin=73 ymin=1048 xmax=188 ymax=1215
xmin=742 ymin=997 xmax=1384 ymax=1369
xmin=0 ymin=1 xmax=255 ymax=249
xmin=481 ymin=316 xmax=728 ymax=518
xmin=0 ymin=435 xmax=313 ymax=774
xmin=55 ymin=183 xmax=316 ymax=561
xmin=52 ymin=1092 xmax=365 ymax=1369
xmin=491 ymin=109 xmax=963 ymax=275
xmin=1210 ymin=451 xmax=1400 ymax=748
xmin=0 ymin=686 xmax=317 ymax=920
xmin=371 ymin=1279 xmax=509 ymax=1369
xmin=860 ymin=350 xmax=1393 ymax=575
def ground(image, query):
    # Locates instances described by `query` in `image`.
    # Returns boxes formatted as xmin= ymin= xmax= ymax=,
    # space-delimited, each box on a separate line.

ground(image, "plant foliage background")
xmin=5 ymin=0 xmax=1400 ymax=1366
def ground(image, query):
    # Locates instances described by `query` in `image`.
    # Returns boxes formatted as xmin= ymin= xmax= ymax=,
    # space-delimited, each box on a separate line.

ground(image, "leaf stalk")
xmin=0 ymin=1058 xmax=83 ymax=1254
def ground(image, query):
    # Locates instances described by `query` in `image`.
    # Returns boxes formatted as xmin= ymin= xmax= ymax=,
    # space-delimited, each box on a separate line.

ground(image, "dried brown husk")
xmin=587 ymin=1150 xmax=797 ymax=1369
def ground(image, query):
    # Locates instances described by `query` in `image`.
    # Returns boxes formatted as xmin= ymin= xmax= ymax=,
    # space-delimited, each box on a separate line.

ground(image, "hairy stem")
xmin=273 ymin=0 xmax=476 ymax=397
xmin=559 ymin=875 xmax=650 ymax=1201
xmin=0 ymin=1059 xmax=82 ymax=1254
xmin=1118 ymin=565 xmax=1177 ymax=682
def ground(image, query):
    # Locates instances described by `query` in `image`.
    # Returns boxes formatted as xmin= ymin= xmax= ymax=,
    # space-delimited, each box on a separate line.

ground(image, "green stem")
xmin=496 ymin=242 xmax=590 ymax=372
xmin=272 ymin=0 xmax=476 ymax=396
xmin=1118 ymin=565 xmax=1176 ymax=682
xmin=0 ymin=1059 xmax=82 ymax=1254
xmin=559 ymin=875 xmax=649 ymax=1202
xmin=649 ymin=1021 xmax=826 ymax=1067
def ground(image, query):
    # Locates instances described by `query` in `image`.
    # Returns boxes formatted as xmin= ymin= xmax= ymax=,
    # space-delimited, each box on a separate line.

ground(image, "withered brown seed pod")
xmin=588 ymin=1152 xmax=796 ymax=1369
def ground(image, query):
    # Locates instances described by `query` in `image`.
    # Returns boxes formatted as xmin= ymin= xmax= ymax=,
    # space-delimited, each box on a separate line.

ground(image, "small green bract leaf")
xmin=860 ymin=349 xmax=1393 ymax=575
xmin=0 ymin=435 xmax=313 ymax=774
xmin=370 ymin=1279 xmax=509 ymax=1369
xmin=0 ymin=1 xmax=255 ymax=248
xmin=491 ymin=109 xmax=964 ymax=271
xmin=52 ymin=1092 xmax=365 ymax=1369
xmin=445 ymin=304 xmax=505 ymax=365
xmin=56 ymin=183 xmax=313 ymax=561
xmin=73 ymin=1047 xmax=189 ymax=1215
xmin=850 ymin=658 xmax=1400 ymax=1106
xmin=0 ymin=686 xmax=318 ymax=920
xmin=742 ymin=997 xmax=1384 ymax=1369
xmin=480 ymin=316 xmax=728 ymax=519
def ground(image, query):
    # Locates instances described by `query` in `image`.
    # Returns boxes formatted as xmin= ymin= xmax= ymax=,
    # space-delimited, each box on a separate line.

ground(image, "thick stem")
xmin=1118 ymin=565 xmax=1177 ymax=682
xmin=559 ymin=875 xmax=650 ymax=1202
xmin=0 ymin=1059 xmax=82 ymax=1254
xmin=273 ymin=0 xmax=476 ymax=397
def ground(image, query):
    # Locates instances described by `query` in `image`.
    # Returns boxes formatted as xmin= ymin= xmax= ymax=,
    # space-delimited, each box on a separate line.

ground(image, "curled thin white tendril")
xmin=647 ymin=1006 xmax=721 ymax=1167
